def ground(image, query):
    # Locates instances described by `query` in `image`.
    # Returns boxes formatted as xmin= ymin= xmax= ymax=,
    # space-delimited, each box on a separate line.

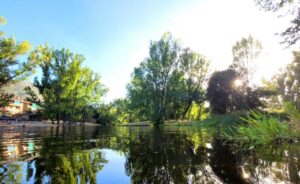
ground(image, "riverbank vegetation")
xmin=1 ymin=0 xmax=300 ymax=146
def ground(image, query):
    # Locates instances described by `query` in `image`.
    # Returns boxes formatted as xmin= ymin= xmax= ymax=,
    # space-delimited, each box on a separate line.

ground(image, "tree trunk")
xmin=56 ymin=113 xmax=60 ymax=125
xmin=182 ymin=101 xmax=193 ymax=120
xmin=196 ymin=105 xmax=202 ymax=121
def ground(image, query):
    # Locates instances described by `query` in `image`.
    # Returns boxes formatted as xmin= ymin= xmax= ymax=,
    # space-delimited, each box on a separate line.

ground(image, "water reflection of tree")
xmin=46 ymin=150 xmax=106 ymax=184
xmin=241 ymin=144 xmax=300 ymax=183
xmin=33 ymin=133 xmax=107 ymax=184
xmin=0 ymin=163 xmax=23 ymax=183
xmin=123 ymin=129 xmax=219 ymax=184
xmin=210 ymin=139 xmax=248 ymax=184
xmin=0 ymin=126 xmax=299 ymax=183
xmin=210 ymin=139 xmax=300 ymax=184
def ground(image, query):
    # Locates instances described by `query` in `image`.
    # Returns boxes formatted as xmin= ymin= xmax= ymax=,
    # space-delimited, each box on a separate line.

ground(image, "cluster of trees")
xmin=26 ymin=45 xmax=107 ymax=124
xmin=0 ymin=16 xmax=107 ymax=125
xmin=122 ymin=31 xmax=298 ymax=125
xmin=120 ymin=34 xmax=264 ymax=125
xmin=2 ymin=0 xmax=300 ymax=126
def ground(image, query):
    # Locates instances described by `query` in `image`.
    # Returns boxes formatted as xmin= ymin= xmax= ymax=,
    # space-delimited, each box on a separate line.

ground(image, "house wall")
xmin=0 ymin=96 xmax=37 ymax=116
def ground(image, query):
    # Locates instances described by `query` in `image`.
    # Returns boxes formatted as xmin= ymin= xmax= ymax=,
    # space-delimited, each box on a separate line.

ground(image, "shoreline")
xmin=0 ymin=121 xmax=101 ymax=127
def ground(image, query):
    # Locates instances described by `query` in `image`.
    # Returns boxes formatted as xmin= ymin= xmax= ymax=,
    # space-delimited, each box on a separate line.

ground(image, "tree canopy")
xmin=127 ymin=33 xmax=210 ymax=125
xmin=27 ymin=45 xmax=107 ymax=124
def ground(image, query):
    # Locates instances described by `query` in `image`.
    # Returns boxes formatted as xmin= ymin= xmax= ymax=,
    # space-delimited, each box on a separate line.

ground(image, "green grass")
xmin=284 ymin=102 xmax=300 ymax=131
xmin=222 ymin=111 xmax=297 ymax=146
xmin=200 ymin=111 xmax=247 ymax=129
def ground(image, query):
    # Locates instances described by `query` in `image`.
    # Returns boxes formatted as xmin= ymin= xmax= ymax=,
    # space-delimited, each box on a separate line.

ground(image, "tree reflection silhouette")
xmin=0 ymin=126 xmax=299 ymax=183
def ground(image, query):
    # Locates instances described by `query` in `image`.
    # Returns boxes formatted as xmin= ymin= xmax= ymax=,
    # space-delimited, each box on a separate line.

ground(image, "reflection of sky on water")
xmin=97 ymin=149 xmax=130 ymax=183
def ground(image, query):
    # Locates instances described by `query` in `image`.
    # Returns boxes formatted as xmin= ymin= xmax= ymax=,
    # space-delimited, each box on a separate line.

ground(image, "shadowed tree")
xmin=206 ymin=69 xmax=237 ymax=114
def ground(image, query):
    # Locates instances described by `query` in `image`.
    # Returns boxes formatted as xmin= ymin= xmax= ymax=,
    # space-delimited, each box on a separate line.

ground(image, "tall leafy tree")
xmin=127 ymin=33 xmax=210 ymax=125
xmin=178 ymin=48 xmax=209 ymax=119
xmin=29 ymin=45 xmax=107 ymax=124
xmin=127 ymin=33 xmax=180 ymax=125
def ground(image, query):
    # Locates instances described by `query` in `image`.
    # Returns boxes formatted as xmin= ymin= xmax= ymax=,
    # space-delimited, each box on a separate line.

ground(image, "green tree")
xmin=0 ymin=16 xmax=38 ymax=107
xmin=127 ymin=33 xmax=210 ymax=125
xmin=178 ymin=48 xmax=210 ymax=119
xmin=111 ymin=98 xmax=131 ymax=124
xmin=127 ymin=33 xmax=180 ymax=125
xmin=29 ymin=45 xmax=107 ymax=124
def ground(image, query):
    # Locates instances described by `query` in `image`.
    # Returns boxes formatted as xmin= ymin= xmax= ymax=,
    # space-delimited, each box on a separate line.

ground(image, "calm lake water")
xmin=0 ymin=126 xmax=299 ymax=184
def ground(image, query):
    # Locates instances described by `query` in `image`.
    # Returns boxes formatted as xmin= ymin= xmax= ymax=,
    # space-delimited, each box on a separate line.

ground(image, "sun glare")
xmin=234 ymin=79 xmax=242 ymax=87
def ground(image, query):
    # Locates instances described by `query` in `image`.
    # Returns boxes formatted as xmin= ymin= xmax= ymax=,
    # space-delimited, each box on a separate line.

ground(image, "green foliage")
xmin=0 ymin=93 xmax=13 ymax=108
xmin=24 ymin=86 xmax=41 ymax=104
xmin=284 ymin=101 xmax=300 ymax=131
xmin=177 ymin=48 xmax=209 ymax=120
xmin=127 ymin=33 xmax=210 ymax=125
xmin=0 ymin=38 xmax=34 ymax=87
xmin=111 ymin=98 xmax=132 ymax=124
xmin=127 ymin=33 xmax=180 ymax=125
xmin=93 ymin=99 xmax=133 ymax=125
xmin=93 ymin=104 xmax=117 ymax=125
xmin=28 ymin=45 xmax=107 ymax=124
xmin=201 ymin=111 xmax=246 ymax=130
xmin=0 ymin=16 xmax=6 ymax=37
xmin=187 ymin=102 xmax=209 ymax=121
xmin=45 ymin=150 xmax=106 ymax=184
xmin=0 ymin=16 xmax=40 ymax=108
xmin=0 ymin=164 xmax=23 ymax=183
xmin=222 ymin=111 xmax=296 ymax=146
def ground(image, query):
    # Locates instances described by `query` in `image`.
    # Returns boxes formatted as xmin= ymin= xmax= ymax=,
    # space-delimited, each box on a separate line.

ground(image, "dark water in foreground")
xmin=0 ymin=126 xmax=299 ymax=184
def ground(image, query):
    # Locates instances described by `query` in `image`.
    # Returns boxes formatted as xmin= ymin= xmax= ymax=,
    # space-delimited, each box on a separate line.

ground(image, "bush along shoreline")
xmin=220 ymin=106 xmax=300 ymax=148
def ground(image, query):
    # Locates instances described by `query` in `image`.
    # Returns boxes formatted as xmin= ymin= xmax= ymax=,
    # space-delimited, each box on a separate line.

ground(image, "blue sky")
xmin=0 ymin=0 xmax=296 ymax=102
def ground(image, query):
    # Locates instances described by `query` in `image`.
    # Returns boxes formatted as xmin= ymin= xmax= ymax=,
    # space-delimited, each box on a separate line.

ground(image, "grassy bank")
xmin=115 ymin=107 xmax=300 ymax=147
xmin=221 ymin=111 xmax=298 ymax=146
